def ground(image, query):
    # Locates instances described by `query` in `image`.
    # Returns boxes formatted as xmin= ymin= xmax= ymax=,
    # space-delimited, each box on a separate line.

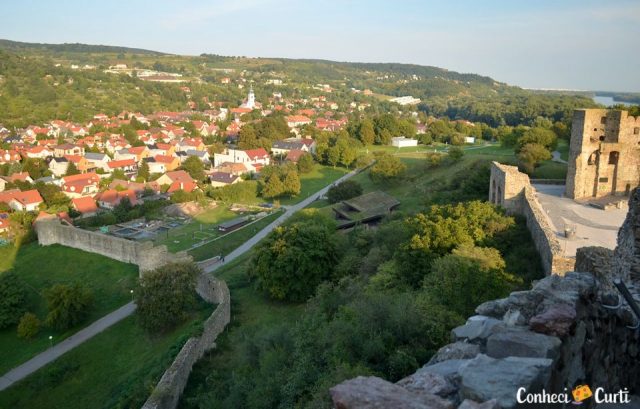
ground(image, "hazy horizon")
xmin=1 ymin=0 xmax=639 ymax=92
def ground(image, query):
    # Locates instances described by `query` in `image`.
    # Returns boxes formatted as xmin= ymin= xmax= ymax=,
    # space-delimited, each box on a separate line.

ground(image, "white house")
xmin=391 ymin=137 xmax=418 ymax=148
xmin=464 ymin=136 xmax=476 ymax=144
xmin=48 ymin=157 xmax=70 ymax=177
xmin=271 ymin=138 xmax=316 ymax=156
xmin=213 ymin=148 xmax=270 ymax=171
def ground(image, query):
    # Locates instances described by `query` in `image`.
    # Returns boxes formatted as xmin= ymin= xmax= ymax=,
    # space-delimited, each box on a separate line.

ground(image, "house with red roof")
xmin=71 ymin=196 xmax=99 ymax=217
xmin=155 ymin=170 xmax=197 ymax=193
xmin=213 ymin=148 xmax=270 ymax=172
xmin=54 ymin=143 xmax=84 ymax=158
xmin=285 ymin=115 xmax=312 ymax=128
xmin=107 ymin=159 xmax=138 ymax=173
xmin=95 ymin=189 xmax=138 ymax=209
xmin=0 ymin=189 xmax=44 ymax=212
xmin=2 ymin=172 xmax=34 ymax=184
xmin=0 ymin=150 xmax=22 ymax=164
xmin=24 ymin=145 xmax=53 ymax=159
xmin=61 ymin=173 xmax=100 ymax=198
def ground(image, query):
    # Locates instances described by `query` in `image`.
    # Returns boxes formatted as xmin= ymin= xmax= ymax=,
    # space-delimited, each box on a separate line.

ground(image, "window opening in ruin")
xmin=600 ymin=116 xmax=606 ymax=124
xmin=599 ymin=136 xmax=605 ymax=141
xmin=634 ymin=127 xmax=639 ymax=135
xmin=599 ymin=177 xmax=609 ymax=183
xmin=588 ymin=151 xmax=598 ymax=165
xmin=608 ymin=151 xmax=619 ymax=165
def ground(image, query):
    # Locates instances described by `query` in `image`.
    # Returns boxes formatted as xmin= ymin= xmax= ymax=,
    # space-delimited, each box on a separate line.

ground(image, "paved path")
xmin=0 ymin=168 xmax=359 ymax=391
xmin=0 ymin=302 xmax=136 ymax=391
xmin=200 ymin=168 xmax=360 ymax=273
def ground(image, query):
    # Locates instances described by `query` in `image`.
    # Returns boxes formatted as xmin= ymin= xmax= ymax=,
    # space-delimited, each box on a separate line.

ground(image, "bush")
xmin=448 ymin=146 xmax=464 ymax=162
xmin=44 ymin=283 xmax=94 ymax=330
xmin=369 ymin=153 xmax=406 ymax=183
xmin=297 ymin=153 xmax=315 ymax=174
xmin=0 ymin=272 xmax=28 ymax=329
xmin=17 ymin=312 xmax=41 ymax=339
xmin=208 ymin=180 xmax=259 ymax=203
xmin=136 ymin=262 xmax=199 ymax=333
xmin=327 ymin=180 xmax=363 ymax=204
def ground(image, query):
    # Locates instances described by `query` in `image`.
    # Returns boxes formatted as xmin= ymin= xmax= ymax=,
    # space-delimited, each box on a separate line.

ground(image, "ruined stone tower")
xmin=566 ymin=109 xmax=640 ymax=200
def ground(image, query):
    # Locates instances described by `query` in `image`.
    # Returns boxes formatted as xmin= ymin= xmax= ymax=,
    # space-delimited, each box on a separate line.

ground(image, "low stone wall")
xmin=34 ymin=219 xmax=192 ymax=274
xmin=522 ymin=186 xmax=575 ymax=275
xmin=489 ymin=162 xmax=574 ymax=275
xmin=331 ymin=188 xmax=640 ymax=409
xmin=142 ymin=274 xmax=231 ymax=409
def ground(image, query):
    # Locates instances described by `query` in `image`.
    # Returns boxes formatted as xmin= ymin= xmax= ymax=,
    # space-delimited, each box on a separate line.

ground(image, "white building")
xmin=391 ymin=137 xmax=418 ymax=148
xmin=389 ymin=96 xmax=421 ymax=106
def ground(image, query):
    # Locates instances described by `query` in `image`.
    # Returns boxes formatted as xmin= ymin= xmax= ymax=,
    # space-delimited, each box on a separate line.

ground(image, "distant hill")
xmin=0 ymin=39 xmax=167 ymax=56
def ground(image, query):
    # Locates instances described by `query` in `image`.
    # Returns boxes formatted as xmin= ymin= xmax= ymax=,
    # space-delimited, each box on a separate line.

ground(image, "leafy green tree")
xmin=282 ymin=169 xmax=301 ymax=196
xmin=64 ymin=161 xmax=80 ymax=176
xmin=137 ymin=161 xmax=150 ymax=181
xmin=369 ymin=153 xmax=406 ymax=183
xmin=250 ymin=212 xmax=339 ymax=301
xmin=358 ymin=119 xmax=375 ymax=145
xmin=262 ymin=174 xmax=285 ymax=199
xmin=517 ymin=143 xmax=551 ymax=173
xmin=17 ymin=312 xmax=41 ymax=339
xmin=326 ymin=145 xmax=341 ymax=167
xmin=296 ymin=152 xmax=314 ymax=173
xmin=516 ymin=127 xmax=557 ymax=152
xmin=327 ymin=180 xmax=363 ymax=203
xmin=136 ymin=262 xmax=199 ymax=333
xmin=181 ymin=156 xmax=205 ymax=181
xmin=21 ymin=158 xmax=48 ymax=180
xmin=448 ymin=146 xmax=464 ymax=162
xmin=44 ymin=283 xmax=94 ymax=330
xmin=424 ymin=245 xmax=521 ymax=317
xmin=0 ymin=272 xmax=27 ymax=329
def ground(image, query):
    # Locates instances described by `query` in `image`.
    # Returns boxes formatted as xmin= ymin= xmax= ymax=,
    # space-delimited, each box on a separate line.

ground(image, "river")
xmin=593 ymin=95 xmax=637 ymax=107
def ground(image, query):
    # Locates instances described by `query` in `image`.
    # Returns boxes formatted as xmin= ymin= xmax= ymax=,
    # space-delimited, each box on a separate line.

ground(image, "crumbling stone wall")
xmin=34 ymin=219 xmax=192 ymax=274
xmin=566 ymin=109 xmax=640 ymax=200
xmin=142 ymin=274 xmax=231 ymax=409
xmin=331 ymin=189 xmax=640 ymax=409
xmin=489 ymin=162 xmax=574 ymax=275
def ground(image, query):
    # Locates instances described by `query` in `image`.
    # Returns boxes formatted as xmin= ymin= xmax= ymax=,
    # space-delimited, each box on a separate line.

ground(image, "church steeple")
xmin=247 ymin=86 xmax=255 ymax=109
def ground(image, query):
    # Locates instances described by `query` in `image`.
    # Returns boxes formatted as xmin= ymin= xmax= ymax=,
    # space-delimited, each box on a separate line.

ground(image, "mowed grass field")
xmin=279 ymin=164 xmax=348 ymax=205
xmin=0 ymin=243 xmax=138 ymax=374
xmin=0 ymin=303 xmax=212 ymax=409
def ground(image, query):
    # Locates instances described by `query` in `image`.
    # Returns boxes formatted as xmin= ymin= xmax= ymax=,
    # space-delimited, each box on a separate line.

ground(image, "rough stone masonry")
xmin=330 ymin=188 xmax=640 ymax=409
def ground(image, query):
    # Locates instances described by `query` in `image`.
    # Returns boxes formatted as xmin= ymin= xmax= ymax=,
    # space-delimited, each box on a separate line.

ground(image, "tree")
xmin=138 ymin=161 xmax=150 ymax=181
xmin=517 ymin=143 xmax=551 ymax=174
xmin=424 ymin=245 xmax=520 ymax=317
xmin=369 ymin=153 xmax=406 ymax=183
xmin=448 ymin=146 xmax=464 ymax=162
xmin=297 ymin=153 xmax=314 ymax=174
xmin=282 ymin=169 xmax=301 ymax=196
xmin=65 ymin=161 xmax=80 ymax=176
xmin=358 ymin=119 xmax=375 ymax=145
xmin=181 ymin=156 xmax=205 ymax=181
xmin=250 ymin=212 xmax=339 ymax=301
xmin=0 ymin=272 xmax=27 ymax=329
xmin=262 ymin=174 xmax=285 ymax=199
xmin=516 ymin=127 xmax=557 ymax=152
xmin=17 ymin=312 xmax=40 ymax=339
xmin=327 ymin=180 xmax=363 ymax=203
xmin=136 ymin=262 xmax=199 ymax=333
xmin=44 ymin=283 xmax=94 ymax=330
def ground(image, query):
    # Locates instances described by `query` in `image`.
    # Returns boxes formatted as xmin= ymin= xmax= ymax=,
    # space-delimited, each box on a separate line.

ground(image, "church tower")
xmin=246 ymin=86 xmax=255 ymax=109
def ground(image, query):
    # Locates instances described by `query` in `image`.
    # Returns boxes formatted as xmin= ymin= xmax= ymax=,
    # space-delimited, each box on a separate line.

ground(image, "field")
xmin=0 ymin=304 xmax=212 ymax=409
xmin=279 ymin=164 xmax=349 ymax=205
xmin=0 ymin=243 xmax=138 ymax=374
xmin=188 ymin=210 xmax=283 ymax=261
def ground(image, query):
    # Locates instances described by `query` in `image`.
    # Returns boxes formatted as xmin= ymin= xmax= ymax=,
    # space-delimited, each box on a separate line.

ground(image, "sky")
xmin=1 ymin=0 xmax=639 ymax=92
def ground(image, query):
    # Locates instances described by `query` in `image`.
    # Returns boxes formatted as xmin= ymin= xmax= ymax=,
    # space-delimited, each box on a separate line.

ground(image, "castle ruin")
xmin=566 ymin=109 xmax=640 ymax=200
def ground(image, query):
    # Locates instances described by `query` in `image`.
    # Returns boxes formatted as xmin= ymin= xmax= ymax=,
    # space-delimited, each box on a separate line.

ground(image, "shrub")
xmin=0 ymin=272 xmax=28 ymax=329
xmin=44 ymin=283 xmax=94 ymax=330
xmin=17 ymin=312 xmax=41 ymax=339
xmin=327 ymin=180 xmax=363 ymax=204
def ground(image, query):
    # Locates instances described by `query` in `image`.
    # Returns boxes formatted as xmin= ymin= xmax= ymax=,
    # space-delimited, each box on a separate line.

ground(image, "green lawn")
xmin=556 ymin=138 xmax=569 ymax=161
xmin=0 ymin=305 xmax=212 ymax=409
xmin=188 ymin=210 xmax=284 ymax=261
xmin=532 ymin=161 xmax=568 ymax=180
xmin=279 ymin=164 xmax=348 ymax=205
xmin=0 ymin=243 xmax=138 ymax=374
xmin=153 ymin=205 xmax=240 ymax=252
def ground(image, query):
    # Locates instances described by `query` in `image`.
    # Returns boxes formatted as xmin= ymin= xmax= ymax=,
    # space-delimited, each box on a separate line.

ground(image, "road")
xmin=0 ymin=167 xmax=359 ymax=391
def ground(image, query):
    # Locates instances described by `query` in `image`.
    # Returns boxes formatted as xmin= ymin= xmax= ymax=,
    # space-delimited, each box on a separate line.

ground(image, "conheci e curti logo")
xmin=516 ymin=384 xmax=632 ymax=405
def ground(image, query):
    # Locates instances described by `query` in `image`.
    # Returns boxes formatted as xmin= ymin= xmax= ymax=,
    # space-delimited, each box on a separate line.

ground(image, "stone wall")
xmin=566 ymin=109 xmax=640 ymax=200
xmin=330 ymin=189 xmax=640 ymax=409
xmin=142 ymin=274 xmax=231 ymax=409
xmin=34 ymin=219 xmax=192 ymax=274
xmin=489 ymin=162 xmax=575 ymax=275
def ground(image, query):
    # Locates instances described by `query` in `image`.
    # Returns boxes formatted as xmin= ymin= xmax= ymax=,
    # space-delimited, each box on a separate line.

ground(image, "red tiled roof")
xmin=244 ymin=148 xmax=269 ymax=160
xmin=108 ymin=159 xmax=136 ymax=169
xmin=72 ymin=197 xmax=98 ymax=214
